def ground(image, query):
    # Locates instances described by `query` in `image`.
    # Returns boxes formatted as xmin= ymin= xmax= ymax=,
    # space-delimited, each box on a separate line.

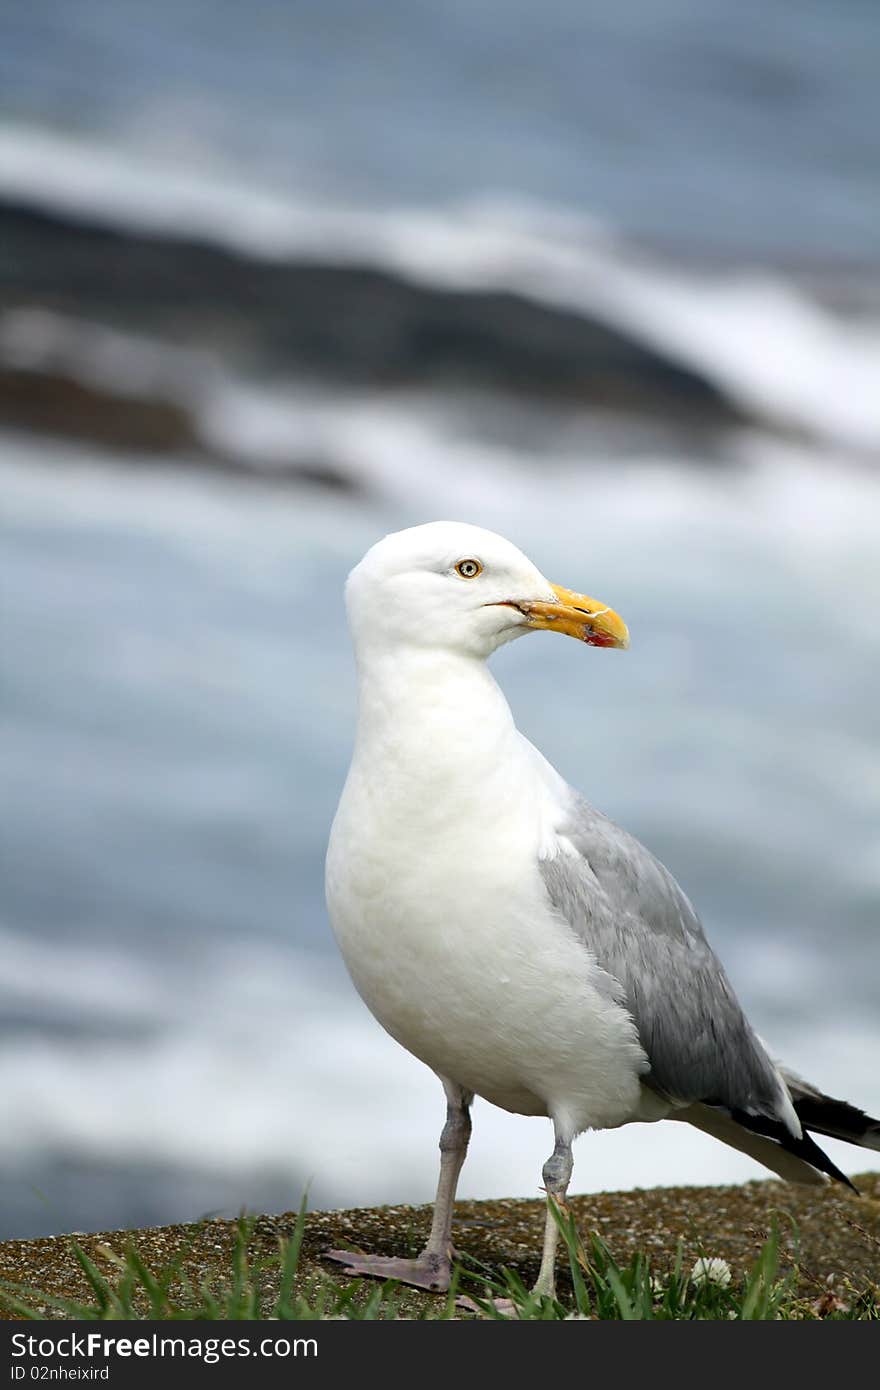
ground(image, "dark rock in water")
xmin=0 ymin=365 xmax=203 ymax=456
xmin=0 ymin=363 xmax=364 ymax=494
xmin=0 ymin=195 xmax=745 ymax=425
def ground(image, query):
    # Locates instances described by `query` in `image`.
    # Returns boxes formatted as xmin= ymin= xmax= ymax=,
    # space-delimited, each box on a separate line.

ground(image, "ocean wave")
xmin=2 ymin=123 xmax=879 ymax=453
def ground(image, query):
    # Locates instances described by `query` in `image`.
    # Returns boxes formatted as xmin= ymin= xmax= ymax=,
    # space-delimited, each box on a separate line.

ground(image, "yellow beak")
xmin=515 ymin=583 xmax=630 ymax=649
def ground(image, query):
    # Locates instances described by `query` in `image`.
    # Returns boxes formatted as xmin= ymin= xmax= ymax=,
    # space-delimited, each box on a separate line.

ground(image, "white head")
xmin=345 ymin=521 xmax=628 ymax=664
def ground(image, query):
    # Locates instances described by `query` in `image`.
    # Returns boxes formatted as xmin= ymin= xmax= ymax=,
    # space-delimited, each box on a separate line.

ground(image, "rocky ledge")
xmin=1 ymin=1172 xmax=878 ymax=1319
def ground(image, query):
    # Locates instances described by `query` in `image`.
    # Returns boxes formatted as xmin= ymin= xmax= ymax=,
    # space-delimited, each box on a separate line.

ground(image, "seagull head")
xmin=346 ymin=521 xmax=629 ymax=661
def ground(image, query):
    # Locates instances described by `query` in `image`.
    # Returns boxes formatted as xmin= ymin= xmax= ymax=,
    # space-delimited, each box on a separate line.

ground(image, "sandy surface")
xmin=1 ymin=1172 xmax=878 ymax=1319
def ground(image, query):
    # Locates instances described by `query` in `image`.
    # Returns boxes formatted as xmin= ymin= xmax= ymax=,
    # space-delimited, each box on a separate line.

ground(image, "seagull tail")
xmin=778 ymin=1065 xmax=880 ymax=1155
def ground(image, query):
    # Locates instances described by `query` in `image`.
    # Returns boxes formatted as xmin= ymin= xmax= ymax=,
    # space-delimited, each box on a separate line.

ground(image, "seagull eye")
xmin=455 ymin=558 xmax=483 ymax=579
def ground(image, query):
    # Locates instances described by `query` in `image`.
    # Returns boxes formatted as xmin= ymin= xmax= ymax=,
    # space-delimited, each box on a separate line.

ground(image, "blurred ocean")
xmin=0 ymin=1 xmax=878 ymax=1238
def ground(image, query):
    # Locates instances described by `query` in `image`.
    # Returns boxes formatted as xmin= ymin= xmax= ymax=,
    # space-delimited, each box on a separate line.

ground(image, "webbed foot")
xmin=324 ymin=1248 xmax=451 ymax=1293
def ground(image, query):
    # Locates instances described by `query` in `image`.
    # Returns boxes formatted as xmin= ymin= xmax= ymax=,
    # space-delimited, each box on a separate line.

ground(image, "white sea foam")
xmin=2 ymin=123 xmax=879 ymax=454
xmin=0 ymin=308 xmax=214 ymax=401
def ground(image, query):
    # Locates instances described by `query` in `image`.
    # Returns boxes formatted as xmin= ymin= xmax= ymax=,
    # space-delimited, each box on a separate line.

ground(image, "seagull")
xmin=325 ymin=521 xmax=879 ymax=1299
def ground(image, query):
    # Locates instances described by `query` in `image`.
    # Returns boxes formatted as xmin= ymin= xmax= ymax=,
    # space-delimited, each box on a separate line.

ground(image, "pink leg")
xmin=326 ymin=1079 xmax=472 ymax=1293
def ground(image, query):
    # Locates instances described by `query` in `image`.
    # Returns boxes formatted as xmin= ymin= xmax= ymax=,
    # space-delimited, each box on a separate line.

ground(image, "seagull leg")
xmin=326 ymin=1079 xmax=473 ymax=1293
xmin=421 ymin=1080 xmax=474 ymax=1266
xmin=458 ymin=1124 xmax=575 ymax=1316
xmin=532 ymin=1126 xmax=574 ymax=1300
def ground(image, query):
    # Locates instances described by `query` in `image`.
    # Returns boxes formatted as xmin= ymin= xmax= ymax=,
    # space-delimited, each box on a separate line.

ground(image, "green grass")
xmin=1 ymin=1198 xmax=877 ymax=1321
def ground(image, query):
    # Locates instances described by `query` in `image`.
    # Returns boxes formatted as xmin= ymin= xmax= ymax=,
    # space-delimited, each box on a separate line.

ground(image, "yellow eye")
xmin=455 ymin=558 xmax=483 ymax=579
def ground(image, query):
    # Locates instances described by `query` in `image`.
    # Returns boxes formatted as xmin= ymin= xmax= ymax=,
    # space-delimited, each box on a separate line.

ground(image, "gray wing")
xmin=540 ymin=794 xmax=793 ymax=1125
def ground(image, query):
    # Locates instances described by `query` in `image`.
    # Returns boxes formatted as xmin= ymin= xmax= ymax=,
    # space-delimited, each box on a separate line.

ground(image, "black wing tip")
xmin=828 ymin=1164 xmax=860 ymax=1195
xmin=793 ymin=1133 xmax=859 ymax=1193
xmin=731 ymin=1108 xmax=861 ymax=1193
